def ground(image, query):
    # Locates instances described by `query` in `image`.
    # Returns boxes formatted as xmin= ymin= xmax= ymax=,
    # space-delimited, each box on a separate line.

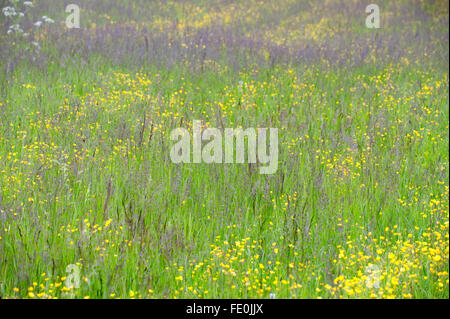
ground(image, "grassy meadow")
xmin=0 ymin=0 xmax=448 ymax=299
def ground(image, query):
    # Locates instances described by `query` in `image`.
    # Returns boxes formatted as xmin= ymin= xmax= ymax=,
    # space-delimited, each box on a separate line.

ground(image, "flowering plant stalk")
xmin=2 ymin=0 xmax=53 ymax=73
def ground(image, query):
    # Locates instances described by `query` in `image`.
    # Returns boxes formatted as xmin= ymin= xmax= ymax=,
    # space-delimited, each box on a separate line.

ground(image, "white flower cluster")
xmin=2 ymin=1 xmax=54 ymax=35
xmin=2 ymin=6 xmax=18 ymax=17
xmin=35 ymin=15 xmax=55 ymax=27
xmin=7 ymin=23 xmax=24 ymax=35
xmin=2 ymin=0 xmax=54 ymax=58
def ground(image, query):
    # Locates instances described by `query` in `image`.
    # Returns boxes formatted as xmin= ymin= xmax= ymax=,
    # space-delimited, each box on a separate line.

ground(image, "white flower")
xmin=8 ymin=24 xmax=24 ymax=34
xmin=2 ymin=6 xmax=17 ymax=16
xmin=34 ymin=20 xmax=42 ymax=27
xmin=43 ymin=17 xmax=54 ymax=24
xmin=42 ymin=16 xmax=54 ymax=23
xmin=23 ymin=1 xmax=33 ymax=7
